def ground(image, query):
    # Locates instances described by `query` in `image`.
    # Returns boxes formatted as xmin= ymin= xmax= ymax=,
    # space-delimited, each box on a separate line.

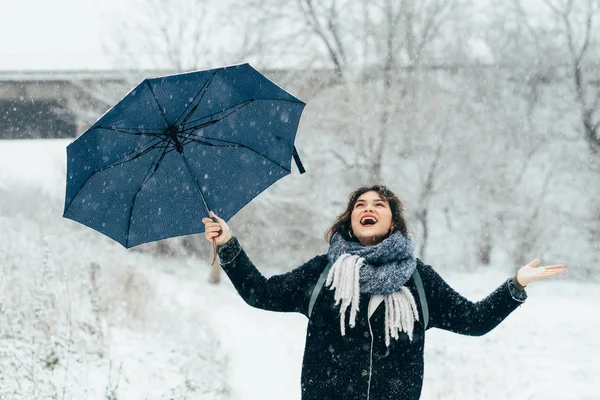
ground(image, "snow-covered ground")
xmin=1 ymin=139 xmax=598 ymax=399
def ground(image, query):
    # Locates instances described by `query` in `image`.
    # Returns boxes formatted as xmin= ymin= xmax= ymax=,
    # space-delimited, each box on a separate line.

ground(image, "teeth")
xmin=361 ymin=217 xmax=377 ymax=225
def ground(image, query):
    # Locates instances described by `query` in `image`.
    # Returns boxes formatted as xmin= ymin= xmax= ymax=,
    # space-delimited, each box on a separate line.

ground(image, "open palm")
xmin=517 ymin=259 xmax=567 ymax=287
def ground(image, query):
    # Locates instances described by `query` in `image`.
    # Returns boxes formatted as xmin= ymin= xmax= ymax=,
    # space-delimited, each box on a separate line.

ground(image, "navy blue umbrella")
xmin=63 ymin=63 xmax=306 ymax=249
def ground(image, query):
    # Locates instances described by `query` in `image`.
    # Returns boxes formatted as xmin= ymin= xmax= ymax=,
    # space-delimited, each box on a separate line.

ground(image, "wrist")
xmin=513 ymin=273 xmax=527 ymax=290
xmin=220 ymin=234 xmax=233 ymax=247
xmin=217 ymin=236 xmax=241 ymax=265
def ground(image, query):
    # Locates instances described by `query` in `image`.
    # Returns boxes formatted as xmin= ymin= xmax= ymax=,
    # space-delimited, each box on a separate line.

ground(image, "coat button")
xmin=361 ymin=369 xmax=369 ymax=377
xmin=364 ymin=332 xmax=370 ymax=338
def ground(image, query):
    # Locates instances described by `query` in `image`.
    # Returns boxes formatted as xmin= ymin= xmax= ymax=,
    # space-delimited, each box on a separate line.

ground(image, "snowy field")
xmin=1 ymin=139 xmax=599 ymax=399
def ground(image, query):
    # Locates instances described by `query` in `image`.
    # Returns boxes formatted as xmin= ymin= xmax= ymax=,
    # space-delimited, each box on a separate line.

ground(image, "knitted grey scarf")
xmin=325 ymin=231 xmax=419 ymax=345
xmin=327 ymin=231 xmax=417 ymax=294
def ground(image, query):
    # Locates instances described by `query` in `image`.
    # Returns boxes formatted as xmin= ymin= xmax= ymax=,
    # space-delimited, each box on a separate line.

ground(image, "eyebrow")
xmin=355 ymin=199 xmax=386 ymax=204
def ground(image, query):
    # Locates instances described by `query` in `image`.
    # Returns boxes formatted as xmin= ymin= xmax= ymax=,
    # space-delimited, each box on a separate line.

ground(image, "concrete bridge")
xmin=0 ymin=70 xmax=140 ymax=139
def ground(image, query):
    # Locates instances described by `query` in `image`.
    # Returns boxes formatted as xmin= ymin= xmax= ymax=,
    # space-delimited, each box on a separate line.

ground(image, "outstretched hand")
xmin=516 ymin=259 xmax=568 ymax=287
xmin=202 ymin=211 xmax=232 ymax=247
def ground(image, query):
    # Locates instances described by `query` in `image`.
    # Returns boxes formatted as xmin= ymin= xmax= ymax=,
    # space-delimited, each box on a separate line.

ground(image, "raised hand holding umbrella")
xmin=202 ymin=211 xmax=232 ymax=246
xmin=63 ymin=64 xmax=307 ymax=271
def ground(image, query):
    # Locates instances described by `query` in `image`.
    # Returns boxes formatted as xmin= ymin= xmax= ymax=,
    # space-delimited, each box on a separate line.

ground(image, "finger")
xmin=542 ymin=264 xmax=565 ymax=269
xmin=209 ymin=211 xmax=224 ymax=223
xmin=527 ymin=259 xmax=541 ymax=268
xmin=204 ymin=233 xmax=216 ymax=240
xmin=532 ymin=269 xmax=566 ymax=282
xmin=544 ymin=271 xmax=568 ymax=279
xmin=542 ymin=267 xmax=567 ymax=275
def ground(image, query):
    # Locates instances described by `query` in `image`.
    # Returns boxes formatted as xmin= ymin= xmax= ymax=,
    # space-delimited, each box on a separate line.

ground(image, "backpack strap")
xmin=308 ymin=262 xmax=332 ymax=317
xmin=412 ymin=268 xmax=429 ymax=330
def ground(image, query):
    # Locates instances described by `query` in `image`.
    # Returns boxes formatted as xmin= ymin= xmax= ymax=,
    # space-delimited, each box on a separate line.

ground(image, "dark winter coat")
xmin=217 ymin=237 xmax=526 ymax=400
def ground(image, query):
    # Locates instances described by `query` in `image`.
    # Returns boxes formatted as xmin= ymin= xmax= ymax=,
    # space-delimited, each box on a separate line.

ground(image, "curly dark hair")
xmin=324 ymin=185 xmax=410 ymax=243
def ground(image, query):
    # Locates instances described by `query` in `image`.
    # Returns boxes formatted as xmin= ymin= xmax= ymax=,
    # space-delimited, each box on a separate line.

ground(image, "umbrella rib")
xmin=176 ymin=72 xmax=217 ymax=127
xmin=145 ymin=80 xmax=170 ymax=127
xmin=95 ymin=126 xmax=166 ymax=135
xmin=180 ymin=137 xmax=234 ymax=147
xmin=150 ymin=138 xmax=173 ymax=173
xmin=186 ymin=97 xmax=303 ymax=128
xmin=178 ymin=153 xmax=212 ymax=216
xmin=63 ymin=137 xmax=170 ymax=215
xmin=181 ymin=136 xmax=291 ymax=173
xmin=180 ymin=100 xmax=253 ymax=133
xmin=124 ymin=144 xmax=171 ymax=248
xmin=180 ymin=97 xmax=303 ymax=133
xmin=95 ymin=137 xmax=170 ymax=173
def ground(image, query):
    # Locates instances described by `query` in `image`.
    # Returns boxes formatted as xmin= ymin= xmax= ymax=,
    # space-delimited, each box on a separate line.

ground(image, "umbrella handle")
xmin=210 ymin=216 xmax=219 ymax=265
xmin=211 ymin=238 xmax=218 ymax=265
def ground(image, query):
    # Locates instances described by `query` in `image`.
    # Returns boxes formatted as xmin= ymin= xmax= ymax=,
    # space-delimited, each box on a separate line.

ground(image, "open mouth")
xmin=360 ymin=216 xmax=378 ymax=226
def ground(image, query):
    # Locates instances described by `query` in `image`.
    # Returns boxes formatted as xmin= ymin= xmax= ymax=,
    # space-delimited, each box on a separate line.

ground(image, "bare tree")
xmin=542 ymin=0 xmax=600 ymax=153
xmin=226 ymin=0 xmax=352 ymax=80
xmin=279 ymin=0 xmax=467 ymax=184
xmin=233 ymin=0 xmax=465 ymax=80
xmin=414 ymin=141 xmax=444 ymax=259
xmin=106 ymin=0 xmax=216 ymax=71
xmin=513 ymin=167 xmax=555 ymax=265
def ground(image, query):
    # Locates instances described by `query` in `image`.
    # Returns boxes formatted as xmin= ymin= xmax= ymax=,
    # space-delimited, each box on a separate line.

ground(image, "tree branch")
xmin=413 ymin=0 xmax=453 ymax=65
xmin=328 ymin=1 xmax=347 ymax=66
xmin=301 ymin=0 xmax=346 ymax=78
xmin=329 ymin=148 xmax=352 ymax=168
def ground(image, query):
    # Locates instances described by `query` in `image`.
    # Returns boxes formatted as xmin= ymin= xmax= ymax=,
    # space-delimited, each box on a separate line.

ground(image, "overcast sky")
xmin=0 ymin=0 xmax=565 ymax=72
xmin=0 ymin=0 xmax=119 ymax=70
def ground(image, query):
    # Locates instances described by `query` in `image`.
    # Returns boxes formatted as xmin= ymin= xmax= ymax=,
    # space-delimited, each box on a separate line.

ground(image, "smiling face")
xmin=350 ymin=191 xmax=394 ymax=246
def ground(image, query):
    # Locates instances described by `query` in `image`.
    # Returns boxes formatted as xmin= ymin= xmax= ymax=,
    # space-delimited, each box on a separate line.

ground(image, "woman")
xmin=202 ymin=185 xmax=567 ymax=400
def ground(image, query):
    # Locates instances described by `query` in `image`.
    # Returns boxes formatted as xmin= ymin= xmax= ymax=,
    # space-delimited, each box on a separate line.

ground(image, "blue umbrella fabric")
xmin=63 ymin=63 xmax=306 ymax=248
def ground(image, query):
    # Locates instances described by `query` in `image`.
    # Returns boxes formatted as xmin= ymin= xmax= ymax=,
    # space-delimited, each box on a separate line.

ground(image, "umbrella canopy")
xmin=63 ymin=63 xmax=306 ymax=248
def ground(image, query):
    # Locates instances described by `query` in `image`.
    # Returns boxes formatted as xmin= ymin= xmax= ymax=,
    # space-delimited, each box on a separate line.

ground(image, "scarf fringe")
xmin=383 ymin=288 xmax=420 ymax=346
xmin=326 ymin=253 xmax=419 ymax=346
xmin=326 ymin=254 xmax=363 ymax=335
